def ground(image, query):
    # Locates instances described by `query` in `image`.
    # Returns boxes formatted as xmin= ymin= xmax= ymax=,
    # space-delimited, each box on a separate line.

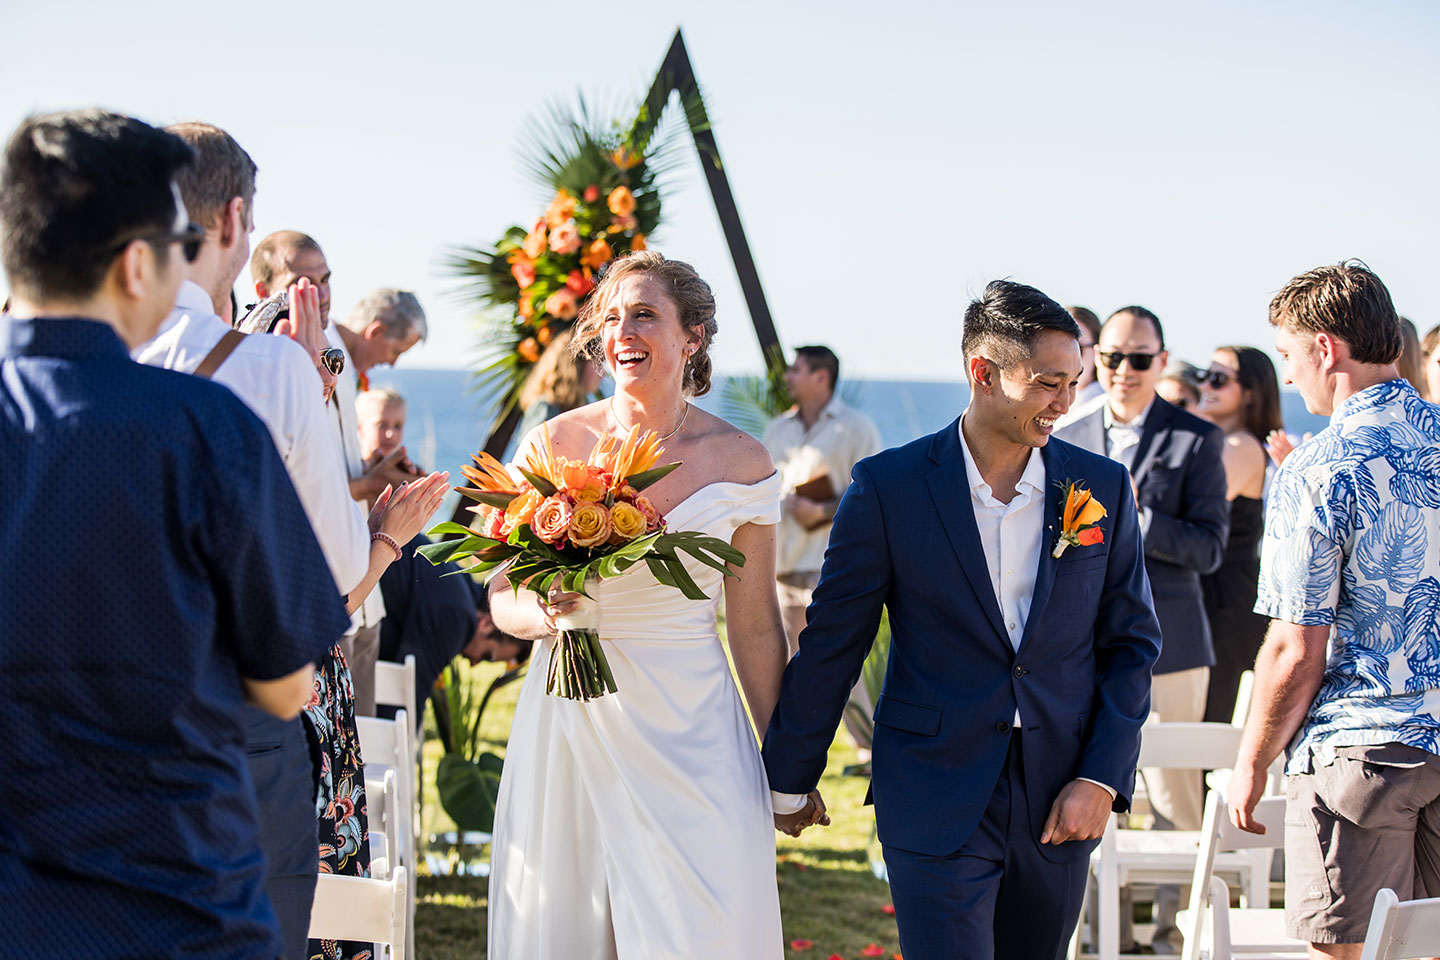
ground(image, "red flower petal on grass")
xmin=861 ymin=946 xmax=885 ymax=957
xmin=788 ymin=939 xmax=813 ymax=951
xmin=827 ymin=955 xmax=846 ymax=960
xmin=881 ymin=903 xmax=896 ymax=915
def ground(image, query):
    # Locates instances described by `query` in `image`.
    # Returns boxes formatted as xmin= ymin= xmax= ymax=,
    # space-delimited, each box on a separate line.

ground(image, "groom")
xmin=764 ymin=280 xmax=1162 ymax=959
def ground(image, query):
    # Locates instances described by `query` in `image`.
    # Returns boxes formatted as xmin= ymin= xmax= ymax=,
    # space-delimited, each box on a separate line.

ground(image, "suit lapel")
xmin=1129 ymin=397 xmax=1173 ymax=485
xmin=1018 ymin=439 xmax=1069 ymax=652
xmin=926 ymin=421 xmax=1010 ymax=646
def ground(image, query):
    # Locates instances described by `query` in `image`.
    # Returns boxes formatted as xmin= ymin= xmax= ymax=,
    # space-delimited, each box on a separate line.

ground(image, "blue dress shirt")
xmin=0 ymin=316 xmax=351 ymax=959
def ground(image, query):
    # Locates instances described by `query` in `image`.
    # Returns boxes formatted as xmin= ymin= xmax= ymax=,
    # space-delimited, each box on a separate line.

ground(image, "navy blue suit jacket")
xmin=1054 ymin=396 xmax=1229 ymax=675
xmin=762 ymin=420 xmax=1162 ymax=860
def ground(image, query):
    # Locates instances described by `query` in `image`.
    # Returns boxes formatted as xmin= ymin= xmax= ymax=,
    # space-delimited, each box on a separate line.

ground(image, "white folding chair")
xmin=1081 ymin=722 xmax=1273 ymax=960
xmin=309 ymin=865 xmax=408 ymax=960
xmin=374 ymin=654 xmax=423 ymax=854
xmin=1230 ymin=671 xmax=1256 ymax=728
xmin=1177 ymin=791 xmax=1300 ymax=960
xmin=357 ymin=710 xmax=415 ymax=960
xmin=1360 ymin=888 xmax=1440 ymax=960
xmin=365 ymin=769 xmax=400 ymax=881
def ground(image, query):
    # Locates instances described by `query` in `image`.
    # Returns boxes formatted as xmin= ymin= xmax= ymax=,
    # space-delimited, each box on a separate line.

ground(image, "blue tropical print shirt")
xmin=1257 ymin=379 xmax=1440 ymax=773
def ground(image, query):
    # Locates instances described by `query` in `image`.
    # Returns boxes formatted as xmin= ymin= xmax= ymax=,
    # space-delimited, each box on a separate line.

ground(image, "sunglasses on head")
xmin=1097 ymin=350 xmax=1160 ymax=371
xmin=319 ymin=347 xmax=345 ymax=377
xmin=1200 ymin=369 xmax=1234 ymax=389
xmin=113 ymin=221 xmax=205 ymax=264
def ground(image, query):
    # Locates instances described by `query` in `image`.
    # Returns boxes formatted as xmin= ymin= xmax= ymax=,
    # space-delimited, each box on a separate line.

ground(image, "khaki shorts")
xmin=1285 ymin=743 xmax=1440 ymax=944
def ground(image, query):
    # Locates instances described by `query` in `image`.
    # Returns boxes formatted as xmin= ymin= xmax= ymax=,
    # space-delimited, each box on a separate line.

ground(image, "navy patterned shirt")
xmin=1256 ymin=379 xmax=1440 ymax=773
xmin=0 ymin=316 xmax=350 ymax=958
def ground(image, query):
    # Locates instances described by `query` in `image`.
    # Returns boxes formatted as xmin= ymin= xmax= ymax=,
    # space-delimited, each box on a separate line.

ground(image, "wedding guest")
xmin=1196 ymin=346 xmax=1282 ymax=725
xmin=1397 ymin=316 xmax=1425 ymax=397
xmin=1055 ymin=305 xmax=1229 ymax=953
xmin=1068 ymin=305 xmax=1104 ymax=405
xmin=1230 ymin=261 xmax=1440 ymax=958
xmin=1423 ymin=323 xmax=1440 ymax=401
xmin=1156 ymin=360 xmax=1202 ymax=412
xmin=515 ymin=327 xmax=604 ymax=440
xmin=0 ymin=109 xmax=350 ymax=960
xmin=357 ymin=387 xmax=407 ymax=465
xmin=325 ymin=287 xmax=427 ymax=715
xmin=251 ymin=228 xmax=333 ymax=324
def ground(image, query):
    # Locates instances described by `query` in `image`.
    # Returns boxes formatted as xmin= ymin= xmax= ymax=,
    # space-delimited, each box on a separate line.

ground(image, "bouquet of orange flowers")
xmin=420 ymin=426 xmax=745 ymax=701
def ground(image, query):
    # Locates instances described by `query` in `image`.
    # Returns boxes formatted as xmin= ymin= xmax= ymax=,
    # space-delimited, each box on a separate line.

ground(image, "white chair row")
xmin=359 ymin=708 xmax=416 ymax=960
xmin=309 ymin=866 xmax=408 ymax=959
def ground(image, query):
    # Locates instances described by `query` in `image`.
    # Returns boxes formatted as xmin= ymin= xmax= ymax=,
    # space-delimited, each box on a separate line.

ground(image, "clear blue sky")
xmin=3 ymin=0 xmax=1437 ymax=379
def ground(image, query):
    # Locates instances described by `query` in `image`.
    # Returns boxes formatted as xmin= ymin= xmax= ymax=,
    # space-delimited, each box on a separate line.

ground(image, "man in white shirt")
xmin=131 ymin=122 xmax=369 ymax=960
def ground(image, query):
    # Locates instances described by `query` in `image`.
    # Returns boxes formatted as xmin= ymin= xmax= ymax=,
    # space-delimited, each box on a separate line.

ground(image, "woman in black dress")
xmin=1197 ymin=345 xmax=1283 ymax=724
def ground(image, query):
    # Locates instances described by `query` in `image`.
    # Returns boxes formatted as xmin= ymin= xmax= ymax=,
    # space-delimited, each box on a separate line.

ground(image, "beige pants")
xmin=776 ymin=572 xmax=874 ymax=758
xmin=339 ymin=622 xmax=381 ymax=718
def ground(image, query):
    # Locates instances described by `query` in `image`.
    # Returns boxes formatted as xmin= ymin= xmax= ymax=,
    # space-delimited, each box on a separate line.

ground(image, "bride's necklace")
xmin=609 ymin=397 xmax=689 ymax=442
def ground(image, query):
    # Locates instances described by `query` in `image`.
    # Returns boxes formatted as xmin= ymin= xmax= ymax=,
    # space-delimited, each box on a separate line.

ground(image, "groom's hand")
xmin=775 ymin=790 xmax=830 ymax=838
xmin=1041 ymin=779 xmax=1112 ymax=845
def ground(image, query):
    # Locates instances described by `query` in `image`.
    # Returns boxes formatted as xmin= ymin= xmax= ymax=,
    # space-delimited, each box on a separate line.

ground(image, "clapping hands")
xmin=775 ymin=789 xmax=830 ymax=838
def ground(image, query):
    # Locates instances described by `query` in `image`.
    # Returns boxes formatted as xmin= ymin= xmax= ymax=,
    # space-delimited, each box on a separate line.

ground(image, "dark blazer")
xmin=762 ymin=420 xmax=1162 ymax=860
xmin=1054 ymin=396 xmax=1229 ymax=675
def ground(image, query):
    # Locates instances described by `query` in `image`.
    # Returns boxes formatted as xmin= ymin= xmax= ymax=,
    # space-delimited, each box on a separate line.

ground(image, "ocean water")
xmin=369 ymin=368 xmax=1329 ymax=520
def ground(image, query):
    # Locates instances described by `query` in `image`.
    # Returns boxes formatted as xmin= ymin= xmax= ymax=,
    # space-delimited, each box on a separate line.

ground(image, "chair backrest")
xmin=374 ymin=655 xmax=417 ymax=721
xmin=357 ymin=711 xmax=414 ymax=865
xmin=1182 ymin=789 xmax=1287 ymax=958
xmin=1137 ymin=721 xmax=1245 ymax=772
xmin=366 ymin=769 xmax=400 ymax=881
xmin=1360 ymin=888 xmax=1440 ymax=960
xmin=1231 ymin=670 xmax=1256 ymax=728
xmin=309 ymin=866 xmax=407 ymax=958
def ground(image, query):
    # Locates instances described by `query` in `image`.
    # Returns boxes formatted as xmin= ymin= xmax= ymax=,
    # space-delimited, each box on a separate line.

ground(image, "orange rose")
xmin=518 ymin=296 xmax=535 ymax=320
xmin=548 ymin=221 xmax=581 ymax=256
xmin=511 ymin=258 xmax=536 ymax=290
xmin=607 ymin=186 xmax=636 ymax=217
xmin=569 ymin=501 xmax=612 ymax=548
xmin=544 ymin=289 xmax=578 ymax=320
xmin=565 ymin=269 xmax=594 ymax=297
xmin=532 ymin=496 xmax=573 ymax=544
xmin=630 ymin=232 xmax=647 ymax=252
xmin=584 ymin=184 xmax=600 ymax=203
xmin=518 ymin=337 xmax=541 ymax=363
xmin=476 ymin=505 xmax=506 ymax=539
xmin=633 ymin=493 xmax=663 ymax=531
xmin=1077 ymin=526 xmax=1105 ymax=546
xmin=536 ymin=324 xmax=554 ymax=346
xmin=609 ymin=501 xmax=646 ymax=541
xmin=580 ymin=237 xmax=613 ymax=270
xmin=544 ymin=190 xmax=577 ymax=229
xmin=505 ymin=488 xmax=543 ymax=527
xmin=522 ymin=220 xmax=547 ymax=260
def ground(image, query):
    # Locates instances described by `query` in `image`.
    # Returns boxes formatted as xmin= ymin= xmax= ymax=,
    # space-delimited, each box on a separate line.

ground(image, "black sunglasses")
xmin=1200 ymin=369 xmax=1233 ymax=389
xmin=320 ymin=347 xmax=345 ymax=377
xmin=113 ymin=221 xmax=205 ymax=264
xmin=1097 ymin=350 xmax=1161 ymax=371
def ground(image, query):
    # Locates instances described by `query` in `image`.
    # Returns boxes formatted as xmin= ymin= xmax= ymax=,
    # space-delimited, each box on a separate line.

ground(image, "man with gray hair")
xmin=326 ymin=287 xmax=427 ymax=714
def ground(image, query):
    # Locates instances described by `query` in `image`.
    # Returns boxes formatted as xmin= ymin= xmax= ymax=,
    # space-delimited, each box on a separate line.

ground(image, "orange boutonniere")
xmin=1053 ymin=481 xmax=1107 ymax=558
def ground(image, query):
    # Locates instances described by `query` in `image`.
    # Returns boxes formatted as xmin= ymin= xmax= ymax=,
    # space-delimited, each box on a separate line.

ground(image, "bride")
xmin=486 ymin=251 xmax=819 ymax=958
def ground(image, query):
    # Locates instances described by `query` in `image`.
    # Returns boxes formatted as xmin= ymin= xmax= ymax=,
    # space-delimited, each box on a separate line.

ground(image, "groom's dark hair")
xmin=961 ymin=280 xmax=1079 ymax=370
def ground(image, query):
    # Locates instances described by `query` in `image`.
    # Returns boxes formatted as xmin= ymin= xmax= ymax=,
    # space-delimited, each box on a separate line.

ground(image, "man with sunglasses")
xmin=131 ymin=121 xmax=374 ymax=959
xmin=0 ymin=110 xmax=352 ymax=959
xmin=1056 ymin=304 xmax=1229 ymax=953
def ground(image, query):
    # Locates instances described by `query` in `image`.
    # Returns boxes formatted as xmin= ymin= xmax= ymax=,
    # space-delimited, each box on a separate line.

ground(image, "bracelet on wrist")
xmin=371 ymin=531 xmax=403 ymax=561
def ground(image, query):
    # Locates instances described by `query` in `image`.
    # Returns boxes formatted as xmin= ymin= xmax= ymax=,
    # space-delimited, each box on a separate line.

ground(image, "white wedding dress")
xmin=488 ymin=474 xmax=786 ymax=960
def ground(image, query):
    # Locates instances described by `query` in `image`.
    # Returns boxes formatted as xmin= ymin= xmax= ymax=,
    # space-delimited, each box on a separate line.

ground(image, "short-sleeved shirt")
xmin=1256 ymin=379 xmax=1440 ymax=774
xmin=763 ymin=397 xmax=883 ymax=575
xmin=0 ymin=316 xmax=351 ymax=958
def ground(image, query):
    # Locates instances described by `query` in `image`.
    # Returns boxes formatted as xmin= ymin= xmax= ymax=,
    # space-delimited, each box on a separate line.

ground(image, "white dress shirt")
xmin=134 ymin=281 xmax=369 ymax=594
xmin=1102 ymin=398 xmax=1155 ymax=536
xmin=326 ymin=325 xmax=386 ymax=632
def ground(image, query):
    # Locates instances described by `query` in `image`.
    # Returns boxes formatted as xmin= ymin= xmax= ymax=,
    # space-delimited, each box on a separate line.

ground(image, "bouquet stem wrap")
xmin=548 ymin=594 xmax=616 ymax=701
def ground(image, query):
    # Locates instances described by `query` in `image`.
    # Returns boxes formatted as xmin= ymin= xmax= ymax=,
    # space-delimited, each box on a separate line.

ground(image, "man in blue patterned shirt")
xmin=1230 ymin=261 xmax=1440 ymax=956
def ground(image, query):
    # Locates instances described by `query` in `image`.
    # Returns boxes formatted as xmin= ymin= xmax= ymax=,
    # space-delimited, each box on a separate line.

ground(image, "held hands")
xmin=775 ymin=790 xmax=830 ymax=838
xmin=785 ymin=494 xmax=825 ymax=529
xmin=364 ymin=447 xmax=424 ymax=499
xmin=538 ymin=581 xmax=584 ymax=634
xmin=1040 ymin=779 xmax=1111 ymax=845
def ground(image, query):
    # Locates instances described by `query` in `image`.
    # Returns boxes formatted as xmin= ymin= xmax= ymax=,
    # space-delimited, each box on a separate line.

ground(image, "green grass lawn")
xmin=412 ymin=658 xmax=901 ymax=960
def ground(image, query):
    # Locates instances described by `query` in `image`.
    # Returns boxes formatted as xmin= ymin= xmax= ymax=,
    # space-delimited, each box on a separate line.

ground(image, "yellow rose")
xmin=1076 ymin=497 xmax=1107 ymax=526
xmin=569 ymin=501 xmax=613 ymax=548
xmin=607 ymin=186 xmax=637 ymax=218
xmin=609 ymin=501 xmax=647 ymax=541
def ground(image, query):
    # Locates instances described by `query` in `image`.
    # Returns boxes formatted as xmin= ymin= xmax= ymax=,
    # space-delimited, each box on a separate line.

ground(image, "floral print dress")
xmin=306 ymin=644 xmax=371 ymax=960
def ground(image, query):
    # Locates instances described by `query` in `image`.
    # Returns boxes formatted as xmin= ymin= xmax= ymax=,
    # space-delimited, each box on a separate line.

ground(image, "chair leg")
xmin=1098 ymin=858 xmax=1120 ymax=960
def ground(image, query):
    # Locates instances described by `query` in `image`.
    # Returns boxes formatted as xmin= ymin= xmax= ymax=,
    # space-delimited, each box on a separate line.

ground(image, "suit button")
xmin=1013 ymin=665 xmax=1027 ymax=678
xmin=996 ymin=721 xmax=1011 ymax=733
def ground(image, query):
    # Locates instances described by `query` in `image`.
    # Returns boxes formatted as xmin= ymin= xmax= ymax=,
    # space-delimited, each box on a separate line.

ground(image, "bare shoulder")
xmin=685 ymin=406 xmax=775 ymax=485
xmin=513 ymin=400 xmax=608 ymax=463
xmin=1224 ymin=429 xmax=1267 ymax=465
